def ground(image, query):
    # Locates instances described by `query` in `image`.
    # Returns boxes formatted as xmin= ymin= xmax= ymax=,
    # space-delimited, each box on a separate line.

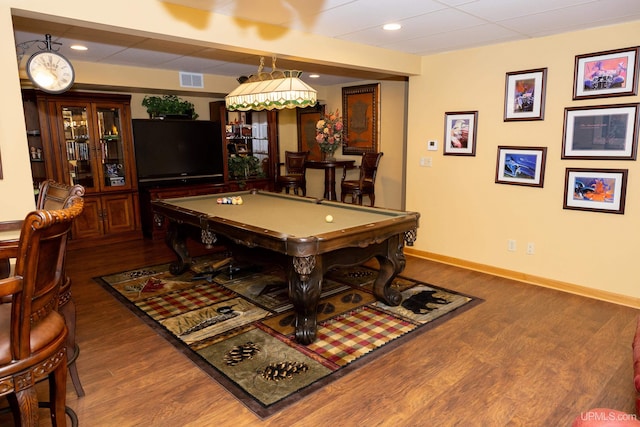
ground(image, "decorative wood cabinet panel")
xmin=22 ymin=90 xmax=141 ymax=247
xmin=139 ymin=182 xmax=228 ymax=240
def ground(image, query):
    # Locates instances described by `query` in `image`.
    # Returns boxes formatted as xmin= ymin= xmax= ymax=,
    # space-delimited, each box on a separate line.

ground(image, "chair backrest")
xmin=37 ymin=179 xmax=85 ymax=210
xmin=284 ymin=151 xmax=309 ymax=175
xmin=359 ymin=152 xmax=383 ymax=184
xmin=7 ymin=197 xmax=84 ymax=359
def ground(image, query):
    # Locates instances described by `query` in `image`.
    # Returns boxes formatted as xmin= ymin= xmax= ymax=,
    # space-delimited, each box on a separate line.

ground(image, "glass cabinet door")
xmin=62 ymin=105 xmax=95 ymax=189
xmin=97 ymin=106 xmax=129 ymax=190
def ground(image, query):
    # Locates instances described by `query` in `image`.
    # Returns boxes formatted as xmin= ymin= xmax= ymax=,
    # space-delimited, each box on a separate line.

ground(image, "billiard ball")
xmin=325 ymin=215 xmax=333 ymax=223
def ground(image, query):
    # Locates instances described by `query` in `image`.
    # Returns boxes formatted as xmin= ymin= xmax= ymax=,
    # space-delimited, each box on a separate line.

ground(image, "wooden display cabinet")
xmin=22 ymin=90 xmax=141 ymax=248
xmin=209 ymin=101 xmax=279 ymax=191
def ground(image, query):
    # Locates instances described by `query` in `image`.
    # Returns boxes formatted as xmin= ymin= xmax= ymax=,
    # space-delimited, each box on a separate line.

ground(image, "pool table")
xmin=152 ymin=189 xmax=419 ymax=344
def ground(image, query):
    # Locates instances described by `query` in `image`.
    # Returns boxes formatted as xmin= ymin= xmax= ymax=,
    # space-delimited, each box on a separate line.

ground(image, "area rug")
xmin=96 ymin=255 xmax=480 ymax=418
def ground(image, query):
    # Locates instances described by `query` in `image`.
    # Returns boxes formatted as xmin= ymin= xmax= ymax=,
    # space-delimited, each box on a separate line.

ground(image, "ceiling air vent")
xmin=179 ymin=72 xmax=204 ymax=88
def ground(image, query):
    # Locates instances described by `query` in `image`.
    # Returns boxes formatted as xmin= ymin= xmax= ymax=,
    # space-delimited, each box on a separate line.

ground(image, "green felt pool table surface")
xmin=157 ymin=190 xmax=412 ymax=238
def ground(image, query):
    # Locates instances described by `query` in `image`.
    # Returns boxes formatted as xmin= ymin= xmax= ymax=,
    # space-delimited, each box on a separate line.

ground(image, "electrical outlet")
xmin=420 ymin=157 xmax=432 ymax=167
xmin=507 ymin=239 xmax=516 ymax=252
xmin=527 ymin=242 xmax=535 ymax=255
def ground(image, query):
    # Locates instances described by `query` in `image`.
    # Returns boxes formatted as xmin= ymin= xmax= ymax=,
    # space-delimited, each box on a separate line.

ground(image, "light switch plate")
xmin=427 ymin=140 xmax=438 ymax=151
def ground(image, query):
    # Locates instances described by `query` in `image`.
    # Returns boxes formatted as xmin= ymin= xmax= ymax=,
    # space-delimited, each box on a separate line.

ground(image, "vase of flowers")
xmin=316 ymin=109 xmax=343 ymax=161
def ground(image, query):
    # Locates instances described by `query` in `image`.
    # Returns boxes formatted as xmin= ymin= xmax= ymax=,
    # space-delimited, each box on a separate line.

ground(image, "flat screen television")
xmin=132 ymin=119 xmax=224 ymax=185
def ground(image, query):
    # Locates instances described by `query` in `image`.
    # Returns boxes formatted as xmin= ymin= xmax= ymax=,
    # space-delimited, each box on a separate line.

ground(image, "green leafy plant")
xmin=142 ymin=95 xmax=198 ymax=119
xmin=228 ymin=155 xmax=264 ymax=180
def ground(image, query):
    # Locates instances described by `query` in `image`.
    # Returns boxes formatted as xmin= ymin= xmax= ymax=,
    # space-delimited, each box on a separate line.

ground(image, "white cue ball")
xmin=325 ymin=215 xmax=334 ymax=223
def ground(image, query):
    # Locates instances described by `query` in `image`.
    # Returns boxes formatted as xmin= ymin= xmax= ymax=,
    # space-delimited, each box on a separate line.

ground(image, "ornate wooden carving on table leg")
xmin=288 ymin=255 xmax=322 ymax=345
xmin=165 ymin=220 xmax=192 ymax=275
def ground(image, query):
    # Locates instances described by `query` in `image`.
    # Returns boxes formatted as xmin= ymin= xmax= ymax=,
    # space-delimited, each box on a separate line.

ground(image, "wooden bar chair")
xmin=340 ymin=152 xmax=383 ymax=206
xmin=0 ymin=180 xmax=86 ymax=397
xmin=275 ymin=151 xmax=309 ymax=196
xmin=0 ymin=196 xmax=84 ymax=426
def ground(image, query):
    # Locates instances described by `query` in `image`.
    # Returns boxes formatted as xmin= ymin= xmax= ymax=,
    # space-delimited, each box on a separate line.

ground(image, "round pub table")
xmin=305 ymin=159 xmax=355 ymax=201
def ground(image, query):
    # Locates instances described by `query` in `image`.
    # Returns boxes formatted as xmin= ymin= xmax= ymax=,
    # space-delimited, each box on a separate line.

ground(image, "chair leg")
xmin=13 ymin=386 xmax=39 ymax=427
xmin=49 ymin=353 xmax=68 ymax=427
xmin=60 ymin=297 xmax=85 ymax=397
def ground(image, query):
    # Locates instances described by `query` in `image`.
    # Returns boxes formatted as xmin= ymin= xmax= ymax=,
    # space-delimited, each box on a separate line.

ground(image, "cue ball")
xmin=325 ymin=215 xmax=334 ymax=223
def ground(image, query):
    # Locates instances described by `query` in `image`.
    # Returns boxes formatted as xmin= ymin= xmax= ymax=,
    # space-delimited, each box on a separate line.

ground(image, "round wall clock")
xmin=26 ymin=50 xmax=75 ymax=94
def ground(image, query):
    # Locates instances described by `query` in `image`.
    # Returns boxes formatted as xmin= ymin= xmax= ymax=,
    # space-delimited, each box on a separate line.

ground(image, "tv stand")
xmin=139 ymin=181 xmax=227 ymax=240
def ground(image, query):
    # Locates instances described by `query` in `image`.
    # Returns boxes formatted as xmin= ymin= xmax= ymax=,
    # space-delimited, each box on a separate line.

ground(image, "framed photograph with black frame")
xmin=297 ymin=103 xmax=325 ymax=161
xmin=573 ymin=47 xmax=639 ymax=100
xmin=504 ymin=68 xmax=547 ymax=121
xmin=444 ymin=111 xmax=478 ymax=156
xmin=562 ymin=103 xmax=638 ymax=159
xmin=563 ymin=168 xmax=628 ymax=214
xmin=495 ymin=146 xmax=547 ymax=187
xmin=342 ymin=83 xmax=379 ymax=155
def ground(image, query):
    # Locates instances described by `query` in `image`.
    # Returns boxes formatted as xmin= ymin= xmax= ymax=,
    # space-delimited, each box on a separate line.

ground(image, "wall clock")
xmin=26 ymin=50 xmax=75 ymax=94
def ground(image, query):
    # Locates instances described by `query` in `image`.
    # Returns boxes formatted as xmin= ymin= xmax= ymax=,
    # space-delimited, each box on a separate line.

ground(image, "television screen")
xmin=132 ymin=119 xmax=224 ymax=184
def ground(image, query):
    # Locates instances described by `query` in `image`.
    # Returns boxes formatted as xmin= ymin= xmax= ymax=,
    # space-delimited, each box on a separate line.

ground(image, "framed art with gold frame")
xmin=342 ymin=84 xmax=379 ymax=155
xmin=297 ymin=104 xmax=325 ymax=161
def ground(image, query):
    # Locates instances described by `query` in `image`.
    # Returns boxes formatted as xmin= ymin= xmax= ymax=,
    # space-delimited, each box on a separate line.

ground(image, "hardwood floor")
xmin=10 ymin=238 xmax=639 ymax=426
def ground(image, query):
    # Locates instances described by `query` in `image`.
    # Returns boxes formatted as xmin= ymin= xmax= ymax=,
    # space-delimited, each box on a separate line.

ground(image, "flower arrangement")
xmin=315 ymin=109 xmax=344 ymax=155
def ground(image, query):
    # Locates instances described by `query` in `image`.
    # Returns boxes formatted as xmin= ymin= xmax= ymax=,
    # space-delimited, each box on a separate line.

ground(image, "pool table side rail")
xmin=151 ymin=199 xmax=420 ymax=257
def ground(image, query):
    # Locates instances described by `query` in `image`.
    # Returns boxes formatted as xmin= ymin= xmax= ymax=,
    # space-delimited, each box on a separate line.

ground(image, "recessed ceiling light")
xmin=383 ymin=23 xmax=401 ymax=31
xmin=70 ymin=44 xmax=88 ymax=51
xmin=309 ymin=74 xmax=320 ymax=78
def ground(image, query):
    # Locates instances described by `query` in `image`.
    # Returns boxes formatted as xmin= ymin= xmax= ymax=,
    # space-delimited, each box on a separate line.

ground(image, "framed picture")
xmin=297 ymin=104 xmax=325 ymax=161
xmin=573 ymin=47 xmax=639 ymax=100
xmin=504 ymin=68 xmax=547 ymax=121
xmin=342 ymin=83 xmax=379 ymax=155
xmin=495 ymin=146 xmax=547 ymax=187
xmin=562 ymin=103 xmax=638 ymax=159
xmin=444 ymin=111 xmax=478 ymax=156
xmin=563 ymin=168 xmax=628 ymax=214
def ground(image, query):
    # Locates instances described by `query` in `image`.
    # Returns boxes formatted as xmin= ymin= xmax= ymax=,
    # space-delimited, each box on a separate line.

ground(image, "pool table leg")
xmin=165 ymin=220 xmax=192 ymax=275
xmin=372 ymin=234 xmax=406 ymax=306
xmin=288 ymin=255 xmax=323 ymax=345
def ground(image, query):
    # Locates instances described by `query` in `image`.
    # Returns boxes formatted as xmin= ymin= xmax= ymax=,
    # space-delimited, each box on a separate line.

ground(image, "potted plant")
xmin=142 ymin=95 xmax=199 ymax=119
xmin=228 ymin=155 xmax=265 ymax=180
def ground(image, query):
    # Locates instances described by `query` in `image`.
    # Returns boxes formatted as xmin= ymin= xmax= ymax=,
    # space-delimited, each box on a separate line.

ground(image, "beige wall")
xmin=0 ymin=6 xmax=38 ymax=217
xmin=406 ymin=21 xmax=640 ymax=300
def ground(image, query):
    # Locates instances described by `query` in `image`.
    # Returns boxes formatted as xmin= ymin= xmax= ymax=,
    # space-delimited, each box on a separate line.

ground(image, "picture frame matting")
xmin=504 ymin=68 xmax=547 ymax=121
xmin=563 ymin=168 xmax=628 ymax=214
xmin=495 ymin=146 xmax=547 ymax=187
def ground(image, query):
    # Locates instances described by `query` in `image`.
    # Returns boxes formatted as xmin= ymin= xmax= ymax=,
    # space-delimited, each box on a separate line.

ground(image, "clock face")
xmin=26 ymin=51 xmax=75 ymax=94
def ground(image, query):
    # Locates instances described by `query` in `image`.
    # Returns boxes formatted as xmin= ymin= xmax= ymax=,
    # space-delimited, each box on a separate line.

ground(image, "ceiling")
xmin=12 ymin=0 xmax=640 ymax=88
